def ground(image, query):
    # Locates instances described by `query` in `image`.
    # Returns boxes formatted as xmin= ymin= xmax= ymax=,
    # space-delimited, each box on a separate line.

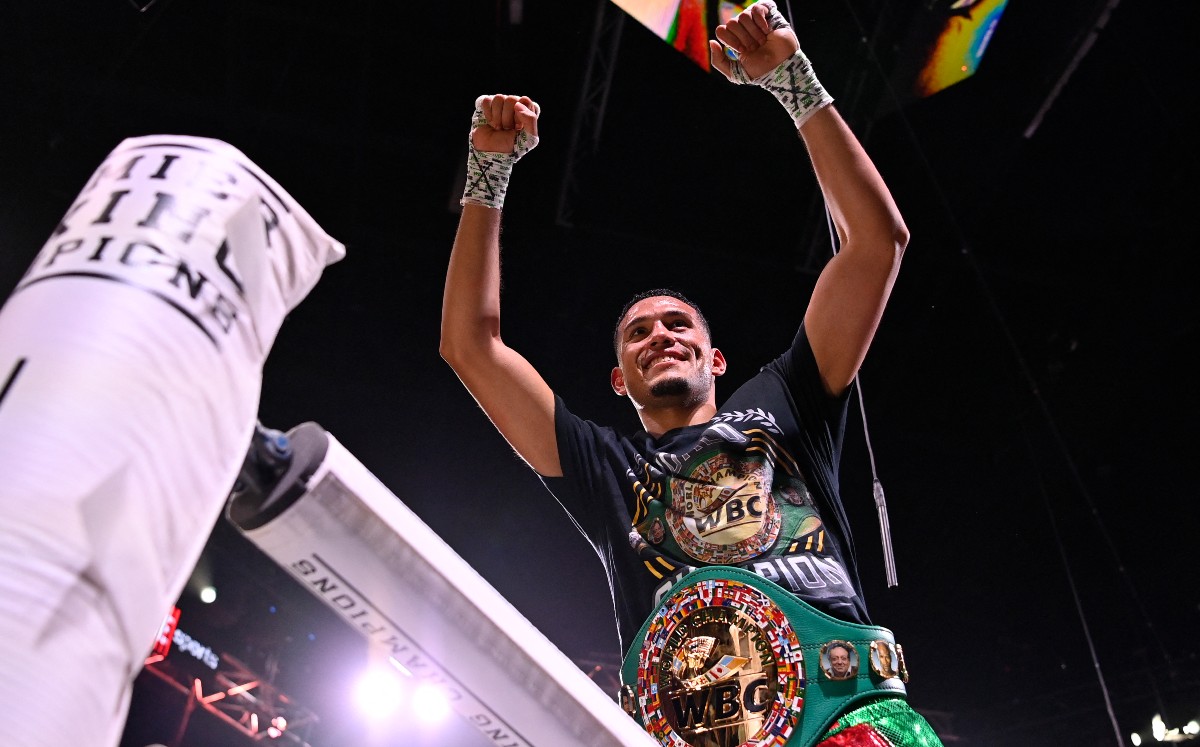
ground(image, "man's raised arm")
xmin=711 ymin=1 xmax=910 ymax=396
xmin=440 ymin=94 xmax=562 ymax=477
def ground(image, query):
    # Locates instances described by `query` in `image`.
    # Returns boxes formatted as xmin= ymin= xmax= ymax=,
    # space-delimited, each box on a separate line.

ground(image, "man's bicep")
xmin=804 ymin=245 xmax=899 ymax=396
xmin=449 ymin=340 xmax=563 ymax=478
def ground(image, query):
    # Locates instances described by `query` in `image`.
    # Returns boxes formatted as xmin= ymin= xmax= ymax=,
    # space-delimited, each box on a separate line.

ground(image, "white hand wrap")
xmin=460 ymin=97 xmax=540 ymax=210
xmin=722 ymin=0 xmax=834 ymax=129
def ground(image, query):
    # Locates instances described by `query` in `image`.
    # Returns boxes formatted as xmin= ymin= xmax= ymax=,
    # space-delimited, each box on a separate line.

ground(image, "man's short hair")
xmin=613 ymin=288 xmax=710 ymax=358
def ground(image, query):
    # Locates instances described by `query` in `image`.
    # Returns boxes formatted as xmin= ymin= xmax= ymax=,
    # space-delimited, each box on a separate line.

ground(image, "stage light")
xmin=410 ymin=683 xmax=451 ymax=724
xmin=353 ymin=668 xmax=405 ymax=719
xmin=199 ymin=586 xmax=217 ymax=604
xmin=1143 ymin=713 xmax=1200 ymax=743
xmin=1132 ymin=734 xmax=1142 ymax=746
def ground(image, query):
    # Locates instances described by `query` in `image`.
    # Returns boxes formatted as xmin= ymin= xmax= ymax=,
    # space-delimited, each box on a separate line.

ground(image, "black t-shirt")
xmin=541 ymin=324 xmax=870 ymax=654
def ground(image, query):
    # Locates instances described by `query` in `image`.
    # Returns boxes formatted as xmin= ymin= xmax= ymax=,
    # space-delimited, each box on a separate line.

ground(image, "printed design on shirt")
xmin=647 ymin=518 xmax=666 ymax=544
xmin=648 ymin=532 xmax=858 ymax=611
xmin=631 ymin=531 xmax=682 ymax=581
xmin=628 ymin=413 xmax=826 ymax=568
xmin=665 ymin=443 xmax=783 ymax=564
xmin=629 ymin=456 xmax=662 ymax=527
xmin=712 ymin=407 xmax=783 ymax=435
xmin=626 ymin=408 xmax=855 ymax=607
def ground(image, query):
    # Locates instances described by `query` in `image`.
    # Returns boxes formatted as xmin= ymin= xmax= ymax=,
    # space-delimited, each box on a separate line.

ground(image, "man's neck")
xmin=637 ymin=402 xmax=719 ymax=439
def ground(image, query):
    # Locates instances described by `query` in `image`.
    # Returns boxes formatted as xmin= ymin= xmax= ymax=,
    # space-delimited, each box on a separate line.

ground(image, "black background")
xmin=1 ymin=0 xmax=1196 ymax=745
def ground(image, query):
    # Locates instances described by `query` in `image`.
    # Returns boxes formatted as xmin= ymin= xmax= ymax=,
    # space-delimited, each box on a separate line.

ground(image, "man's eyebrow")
xmin=622 ymin=313 xmax=651 ymax=333
xmin=623 ymin=309 xmax=692 ymax=334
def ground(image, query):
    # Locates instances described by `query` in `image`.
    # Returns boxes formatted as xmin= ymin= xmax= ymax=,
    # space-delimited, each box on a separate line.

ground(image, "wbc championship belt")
xmin=619 ymin=567 xmax=909 ymax=747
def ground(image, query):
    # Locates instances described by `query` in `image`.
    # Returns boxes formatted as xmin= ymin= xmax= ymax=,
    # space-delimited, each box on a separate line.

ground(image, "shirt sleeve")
xmin=538 ymin=394 xmax=621 ymax=554
xmin=761 ymin=323 xmax=853 ymax=430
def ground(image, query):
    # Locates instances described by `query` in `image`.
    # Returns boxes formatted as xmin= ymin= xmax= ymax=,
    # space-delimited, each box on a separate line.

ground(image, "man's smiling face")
xmin=611 ymin=296 xmax=725 ymax=411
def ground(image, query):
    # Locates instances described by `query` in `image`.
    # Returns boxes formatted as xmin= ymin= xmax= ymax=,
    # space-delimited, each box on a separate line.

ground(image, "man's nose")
xmin=647 ymin=321 xmax=673 ymax=345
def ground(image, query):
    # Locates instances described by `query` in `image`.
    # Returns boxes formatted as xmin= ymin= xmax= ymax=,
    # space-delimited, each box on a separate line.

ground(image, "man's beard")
xmin=649 ymin=376 xmax=707 ymax=407
xmin=650 ymin=378 xmax=690 ymax=398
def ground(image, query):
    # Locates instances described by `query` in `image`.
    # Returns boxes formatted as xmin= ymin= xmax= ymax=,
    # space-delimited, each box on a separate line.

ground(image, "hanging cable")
xmin=823 ymin=201 xmax=899 ymax=587
xmin=1025 ymin=430 xmax=1124 ymax=745
xmin=860 ymin=381 xmax=898 ymax=587
xmin=1025 ymin=0 xmax=1124 ymax=138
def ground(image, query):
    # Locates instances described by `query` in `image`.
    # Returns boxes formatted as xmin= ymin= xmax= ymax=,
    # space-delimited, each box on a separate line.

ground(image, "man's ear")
xmin=611 ymin=366 xmax=627 ymax=396
xmin=711 ymin=348 xmax=727 ymax=377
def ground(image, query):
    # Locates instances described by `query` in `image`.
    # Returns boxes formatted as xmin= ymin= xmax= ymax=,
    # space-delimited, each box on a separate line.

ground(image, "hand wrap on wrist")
xmin=723 ymin=1 xmax=834 ymax=129
xmin=460 ymin=98 xmax=539 ymax=209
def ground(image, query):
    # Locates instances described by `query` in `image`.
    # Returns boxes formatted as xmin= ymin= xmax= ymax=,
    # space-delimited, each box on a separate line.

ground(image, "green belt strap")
xmin=621 ymin=566 xmax=908 ymax=747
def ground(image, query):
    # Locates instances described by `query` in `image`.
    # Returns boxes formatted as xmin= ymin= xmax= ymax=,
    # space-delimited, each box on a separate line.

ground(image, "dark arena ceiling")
xmin=1 ymin=0 xmax=1195 ymax=745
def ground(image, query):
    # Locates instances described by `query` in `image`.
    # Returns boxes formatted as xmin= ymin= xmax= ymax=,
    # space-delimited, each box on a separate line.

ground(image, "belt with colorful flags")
xmin=619 ymin=566 xmax=909 ymax=747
